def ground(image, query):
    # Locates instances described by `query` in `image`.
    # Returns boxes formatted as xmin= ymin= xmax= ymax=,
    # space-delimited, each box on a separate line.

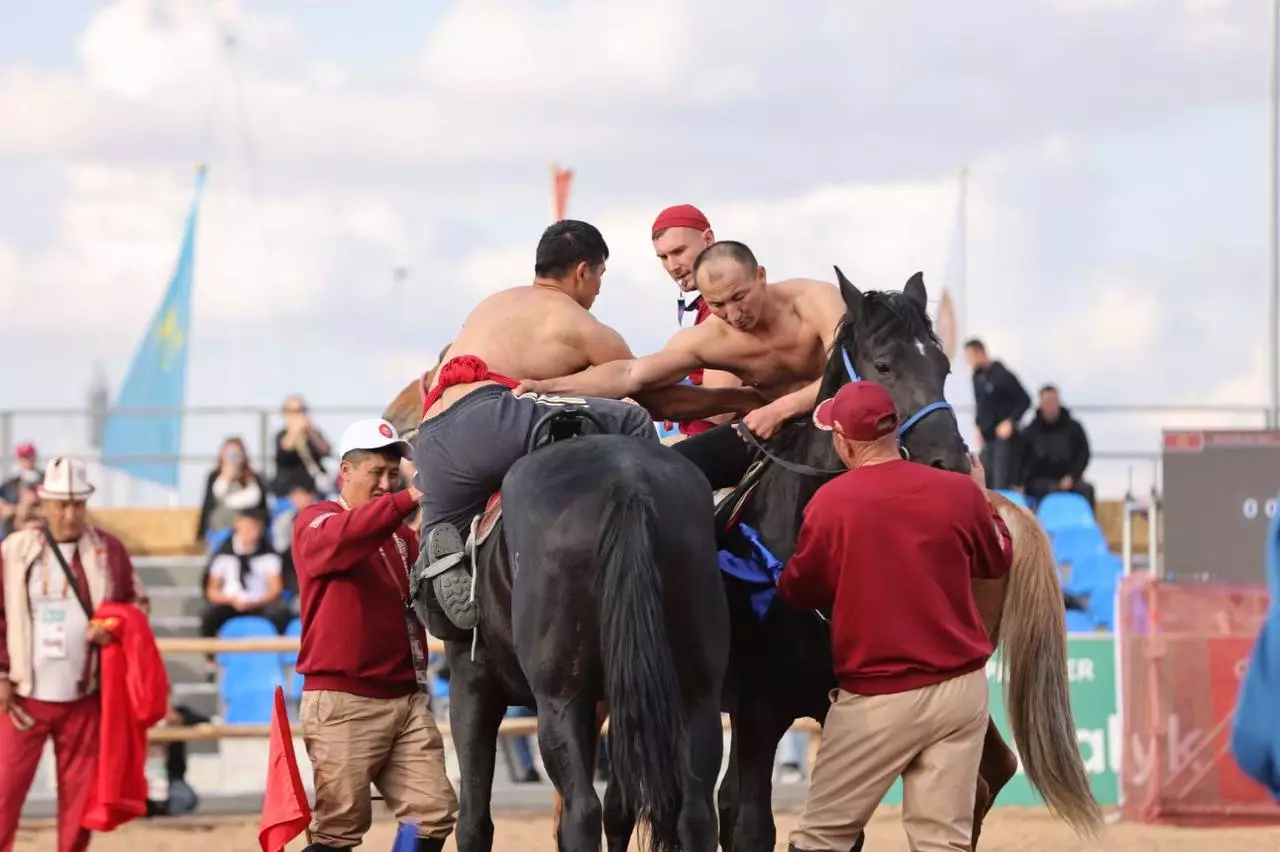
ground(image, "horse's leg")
xmin=972 ymin=718 xmax=1019 ymax=849
xmin=718 ymin=714 xmax=740 ymax=852
xmin=538 ymin=697 xmax=603 ymax=852
xmin=678 ymin=695 xmax=724 ymax=852
xmin=731 ymin=692 xmax=796 ymax=852
xmin=596 ymin=703 xmax=636 ymax=852
xmin=446 ymin=649 xmax=509 ymax=852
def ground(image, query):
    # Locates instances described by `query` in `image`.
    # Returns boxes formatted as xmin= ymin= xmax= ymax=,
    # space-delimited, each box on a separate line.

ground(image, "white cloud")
xmin=1 ymin=0 xmax=1276 ymax=506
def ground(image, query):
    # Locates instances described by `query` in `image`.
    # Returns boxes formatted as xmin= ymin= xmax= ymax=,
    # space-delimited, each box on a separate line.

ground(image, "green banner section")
xmin=863 ymin=635 xmax=1119 ymax=808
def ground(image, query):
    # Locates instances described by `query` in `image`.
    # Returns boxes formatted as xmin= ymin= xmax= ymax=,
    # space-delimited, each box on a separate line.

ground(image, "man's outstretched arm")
xmin=633 ymin=384 xmax=766 ymax=422
xmin=514 ymin=325 xmax=710 ymax=400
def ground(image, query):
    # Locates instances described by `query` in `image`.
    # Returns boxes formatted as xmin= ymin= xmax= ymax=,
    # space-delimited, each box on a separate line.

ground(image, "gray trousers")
xmin=412 ymin=385 xmax=657 ymax=536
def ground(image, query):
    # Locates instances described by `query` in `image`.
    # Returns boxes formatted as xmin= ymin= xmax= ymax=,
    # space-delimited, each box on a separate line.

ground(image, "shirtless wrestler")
xmin=515 ymin=239 xmax=848 ymax=492
xmin=412 ymin=220 xmax=763 ymax=630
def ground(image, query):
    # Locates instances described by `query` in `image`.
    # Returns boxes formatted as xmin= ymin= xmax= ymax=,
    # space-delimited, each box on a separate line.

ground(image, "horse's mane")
xmin=749 ymin=285 xmax=939 ymax=557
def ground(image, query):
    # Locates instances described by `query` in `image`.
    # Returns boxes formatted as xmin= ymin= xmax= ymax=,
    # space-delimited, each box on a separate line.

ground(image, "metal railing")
xmin=0 ymin=402 xmax=1269 ymax=506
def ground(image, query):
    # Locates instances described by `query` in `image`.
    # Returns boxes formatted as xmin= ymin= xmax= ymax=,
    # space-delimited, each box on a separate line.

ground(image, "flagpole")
xmin=1269 ymin=0 xmax=1279 ymax=427
xmin=957 ymin=166 xmax=969 ymax=342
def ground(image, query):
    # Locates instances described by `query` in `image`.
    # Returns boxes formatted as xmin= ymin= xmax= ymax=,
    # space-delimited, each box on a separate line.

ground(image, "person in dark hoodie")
xmin=1019 ymin=384 xmax=1095 ymax=511
xmin=963 ymin=338 xmax=1032 ymax=490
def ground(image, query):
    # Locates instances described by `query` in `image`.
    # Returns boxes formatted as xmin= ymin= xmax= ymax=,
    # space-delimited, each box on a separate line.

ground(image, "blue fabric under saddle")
xmin=1230 ymin=496 xmax=1280 ymax=801
xmin=717 ymin=522 xmax=785 ymax=620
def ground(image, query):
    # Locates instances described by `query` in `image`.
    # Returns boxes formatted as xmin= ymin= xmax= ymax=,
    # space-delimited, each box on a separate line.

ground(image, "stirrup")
xmin=423 ymin=524 xmax=467 ymax=580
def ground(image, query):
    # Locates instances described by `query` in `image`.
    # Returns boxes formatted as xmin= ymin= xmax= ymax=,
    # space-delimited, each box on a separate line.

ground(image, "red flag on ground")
xmin=259 ymin=687 xmax=311 ymax=852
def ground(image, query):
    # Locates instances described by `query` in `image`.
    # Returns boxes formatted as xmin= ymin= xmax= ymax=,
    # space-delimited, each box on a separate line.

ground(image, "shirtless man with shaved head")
xmin=516 ymin=240 xmax=849 ymax=490
xmin=411 ymin=221 xmax=761 ymax=630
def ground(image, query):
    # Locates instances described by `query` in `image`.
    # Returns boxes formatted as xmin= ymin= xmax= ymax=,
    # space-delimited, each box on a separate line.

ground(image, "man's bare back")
xmin=424 ymin=286 xmax=603 ymax=418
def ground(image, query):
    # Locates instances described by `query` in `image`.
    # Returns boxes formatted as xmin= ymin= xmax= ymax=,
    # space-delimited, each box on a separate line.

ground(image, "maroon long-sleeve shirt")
xmin=777 ymin=460 xmax=1012 ymax=696
xmin=292 ymin=490 xmax=424 ymax=699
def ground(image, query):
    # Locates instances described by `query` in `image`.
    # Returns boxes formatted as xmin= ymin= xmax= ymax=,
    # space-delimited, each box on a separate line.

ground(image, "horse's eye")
xmin=874 ymin=362 xmax=891 ymax=375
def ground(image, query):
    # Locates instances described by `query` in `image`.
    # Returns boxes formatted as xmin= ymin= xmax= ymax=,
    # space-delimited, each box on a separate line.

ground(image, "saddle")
xmin=458 ymin=406 xmax=600 ymax=584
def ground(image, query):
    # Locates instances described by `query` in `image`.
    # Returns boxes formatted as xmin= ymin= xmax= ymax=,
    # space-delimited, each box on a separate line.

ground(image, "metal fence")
xmin=0 ymin=402 xmax=1270 ymax=507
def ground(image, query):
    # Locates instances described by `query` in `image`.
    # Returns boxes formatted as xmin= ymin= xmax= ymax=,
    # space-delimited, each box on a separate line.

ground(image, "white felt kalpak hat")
xmin=338 ymin=418 xmax=412 ymax=460
xmin=36 ymin=457 xmax=96 ymax=501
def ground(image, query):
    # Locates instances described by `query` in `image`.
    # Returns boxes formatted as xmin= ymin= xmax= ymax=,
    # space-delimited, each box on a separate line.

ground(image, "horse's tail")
xmin=599 ymin=482 xmax=684 ymax=852
xmin=994 ymin=494 xmax=1105 ymax=838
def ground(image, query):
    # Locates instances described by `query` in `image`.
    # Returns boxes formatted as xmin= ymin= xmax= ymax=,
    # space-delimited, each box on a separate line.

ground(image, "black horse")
xmin=420 ymin=430 xmax=730 ymax=852
xmin=713 ymin=269 xmax=971 ymax=852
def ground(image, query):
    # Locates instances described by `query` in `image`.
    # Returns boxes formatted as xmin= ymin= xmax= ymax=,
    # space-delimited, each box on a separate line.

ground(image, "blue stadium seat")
xmin=1069 ymin=552 xmax=1123 ymax=630
xmin=1035 ymin=492 xmax=1097 ymax=533
xmin=1052 ymin=526 xmax=1109 ymax=569
xmin=280 ymin=617 xmax=303 ymax=701
xmin=280 ymin=617 xmax=302 ymax=667
xmin=995 ymin=489 xmax=1029 ymax=508
xmin=217 ymin=616 xmax=284 ymax=717
xmin=1064 ymin=608 xmax=1097 ymax=633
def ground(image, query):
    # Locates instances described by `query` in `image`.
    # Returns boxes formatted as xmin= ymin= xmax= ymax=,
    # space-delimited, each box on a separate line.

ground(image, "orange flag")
xmin=259 ymin=687 xmax=311 ymax=852
xmin=551 ymin=163 xmax=573 ymax=221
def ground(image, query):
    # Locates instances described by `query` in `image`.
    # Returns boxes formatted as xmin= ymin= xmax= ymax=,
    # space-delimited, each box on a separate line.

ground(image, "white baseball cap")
xmin=338 ymin=418 xmax=412 ymax=460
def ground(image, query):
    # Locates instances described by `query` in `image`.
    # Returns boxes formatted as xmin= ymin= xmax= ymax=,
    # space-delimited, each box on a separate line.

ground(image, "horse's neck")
xmin=749 ymin=428 xmax=838 ymax=560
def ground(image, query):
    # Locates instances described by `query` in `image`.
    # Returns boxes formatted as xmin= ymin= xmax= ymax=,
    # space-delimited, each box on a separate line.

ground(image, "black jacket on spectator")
xmin=271 ymin=429 xmax=329 ymax=496
xmin=1019 ymin=406 xmax=1091 ymax=485
xmin=972 ymin=361 xmax=1032 ymax=441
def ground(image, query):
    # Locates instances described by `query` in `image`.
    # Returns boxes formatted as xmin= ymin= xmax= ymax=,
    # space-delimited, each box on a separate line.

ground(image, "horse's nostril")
xmin=930 ymin=459 xmax=946 ymax=469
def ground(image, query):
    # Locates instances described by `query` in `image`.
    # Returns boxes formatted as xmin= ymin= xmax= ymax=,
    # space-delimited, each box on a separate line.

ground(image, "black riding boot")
xmin=417 ymin=838 xmax=446 ymax=852
xmin=302 ymin=845 xmax=347 ymax=852
xmin=787 ymin=835 xmax=864 ymax=852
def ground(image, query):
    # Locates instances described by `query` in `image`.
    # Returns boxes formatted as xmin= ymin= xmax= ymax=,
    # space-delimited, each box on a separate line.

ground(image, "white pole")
xmin=1270 ymin=0 xmax=1279 ymax=428
xmin=957 ymin=166 xmax=969 ymax=341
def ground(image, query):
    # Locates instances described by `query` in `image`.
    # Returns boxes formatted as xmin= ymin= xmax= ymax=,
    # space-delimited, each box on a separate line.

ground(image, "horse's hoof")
xmin=433 ymin=567 xmax=479 ymax=631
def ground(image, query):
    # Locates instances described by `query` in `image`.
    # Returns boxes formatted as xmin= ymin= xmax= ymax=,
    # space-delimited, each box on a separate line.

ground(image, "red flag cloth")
xmin=259 ymin=686 xmax=312 ymax=852
xmin=81 ymin=602 xmax=170 ymax=832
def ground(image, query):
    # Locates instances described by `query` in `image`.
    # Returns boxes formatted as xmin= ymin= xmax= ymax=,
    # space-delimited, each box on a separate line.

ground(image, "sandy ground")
xmin=15 ymin=807 xmax=1280 ymax=851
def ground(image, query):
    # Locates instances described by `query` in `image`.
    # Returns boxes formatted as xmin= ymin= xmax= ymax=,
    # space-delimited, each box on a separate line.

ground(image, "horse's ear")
xmin=834 ymin=265 xmax=862 ymax=316
xmin=903 ymin=271 xmax=927 ymax=307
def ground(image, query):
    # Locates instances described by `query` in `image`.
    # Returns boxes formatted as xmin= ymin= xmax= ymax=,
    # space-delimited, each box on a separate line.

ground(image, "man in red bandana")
xmin=412 ymin=219 xmax=761 ymax=630
xmin=650 ymin=204 xmax=744 ymax=439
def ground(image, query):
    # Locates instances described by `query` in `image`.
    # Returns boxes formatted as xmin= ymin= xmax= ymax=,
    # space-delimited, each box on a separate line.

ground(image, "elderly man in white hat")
xmin=291 ymin=419 xmax=457 ymax=852
xmin=0 ymin=456 xmax=145 ymax=852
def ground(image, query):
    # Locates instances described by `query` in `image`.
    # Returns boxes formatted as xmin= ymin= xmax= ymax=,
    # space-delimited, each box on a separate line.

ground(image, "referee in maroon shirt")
xmin=778 ymin=382 xmax=1013 ymax=852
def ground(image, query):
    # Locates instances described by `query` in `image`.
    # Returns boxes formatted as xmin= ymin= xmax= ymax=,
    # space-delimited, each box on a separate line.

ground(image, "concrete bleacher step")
xmin=146 ymin=585 xmax=207 ymax=620
xmin=134 ymin=555 xmax=207 ymax=589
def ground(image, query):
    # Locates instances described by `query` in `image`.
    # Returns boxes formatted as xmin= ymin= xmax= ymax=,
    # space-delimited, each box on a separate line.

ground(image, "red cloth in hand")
xmin=81 ymin=602 xmax=170 ymax=832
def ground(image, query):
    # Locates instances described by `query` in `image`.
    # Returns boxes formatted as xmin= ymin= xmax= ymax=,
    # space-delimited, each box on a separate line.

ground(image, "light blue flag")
xmin=100 ymin=165 xmax=207 ymax=489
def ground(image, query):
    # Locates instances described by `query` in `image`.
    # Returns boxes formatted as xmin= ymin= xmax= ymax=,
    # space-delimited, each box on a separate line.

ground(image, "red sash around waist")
xmin=421 ymin=355 xmax=520 ymax=416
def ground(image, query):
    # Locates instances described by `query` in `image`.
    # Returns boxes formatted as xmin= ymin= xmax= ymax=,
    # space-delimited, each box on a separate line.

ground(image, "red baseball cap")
xmin=651 ymin=204 xmax=710 ymax=238
xmin=813 ymin=383 xmax=899 ymax=441
xmin=14 ymin=442 xmax=35 ymax=460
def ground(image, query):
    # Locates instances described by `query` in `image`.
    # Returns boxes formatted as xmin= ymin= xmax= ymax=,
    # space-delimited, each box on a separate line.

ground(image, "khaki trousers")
xmin=790 ymin=669 xmax=988 ymax=852
xmin=301 ymin=689 xmax=459 ymax=846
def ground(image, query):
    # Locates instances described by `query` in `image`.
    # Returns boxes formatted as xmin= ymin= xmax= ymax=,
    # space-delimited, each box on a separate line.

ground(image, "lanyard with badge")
xmin=336 ymin=497 xmax=430 ymax=693
xmin=35 ymin=526 xmax=94 ymax=662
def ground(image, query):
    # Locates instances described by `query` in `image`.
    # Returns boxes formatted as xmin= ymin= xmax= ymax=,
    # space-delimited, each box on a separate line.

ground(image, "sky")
xmin=0 ymin=0 xmax=1274 ymax=504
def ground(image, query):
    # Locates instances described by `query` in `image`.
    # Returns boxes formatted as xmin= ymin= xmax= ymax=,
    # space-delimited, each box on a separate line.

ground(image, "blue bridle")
xmin=839 ymin=346 xmax=954 ymax=448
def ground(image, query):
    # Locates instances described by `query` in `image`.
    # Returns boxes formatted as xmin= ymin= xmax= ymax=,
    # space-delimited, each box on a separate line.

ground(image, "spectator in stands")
xmin=293 ymin=417 xmax=457 ymax=851
xmin=963 ymin=338 xmax=1032 ymax=490
xmin=270 ymin=473 xmax=318 ymax=600
xmin=0 ymin=442 xmax=42 ymax=525
xmin=1019 ymin=384 xmax=1096 ymax=511
xmin=196 ymin=437 xmax=269 ymax=551
xmin=272 ymin=394 xmax=332 ymax=498
xmin=1 ymin=485 xmax=42 ymax=540
xmin=199 ymin=507 xmax=292 ymax=639
xmin=0 ymin=457 xmax=143 ymax=852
